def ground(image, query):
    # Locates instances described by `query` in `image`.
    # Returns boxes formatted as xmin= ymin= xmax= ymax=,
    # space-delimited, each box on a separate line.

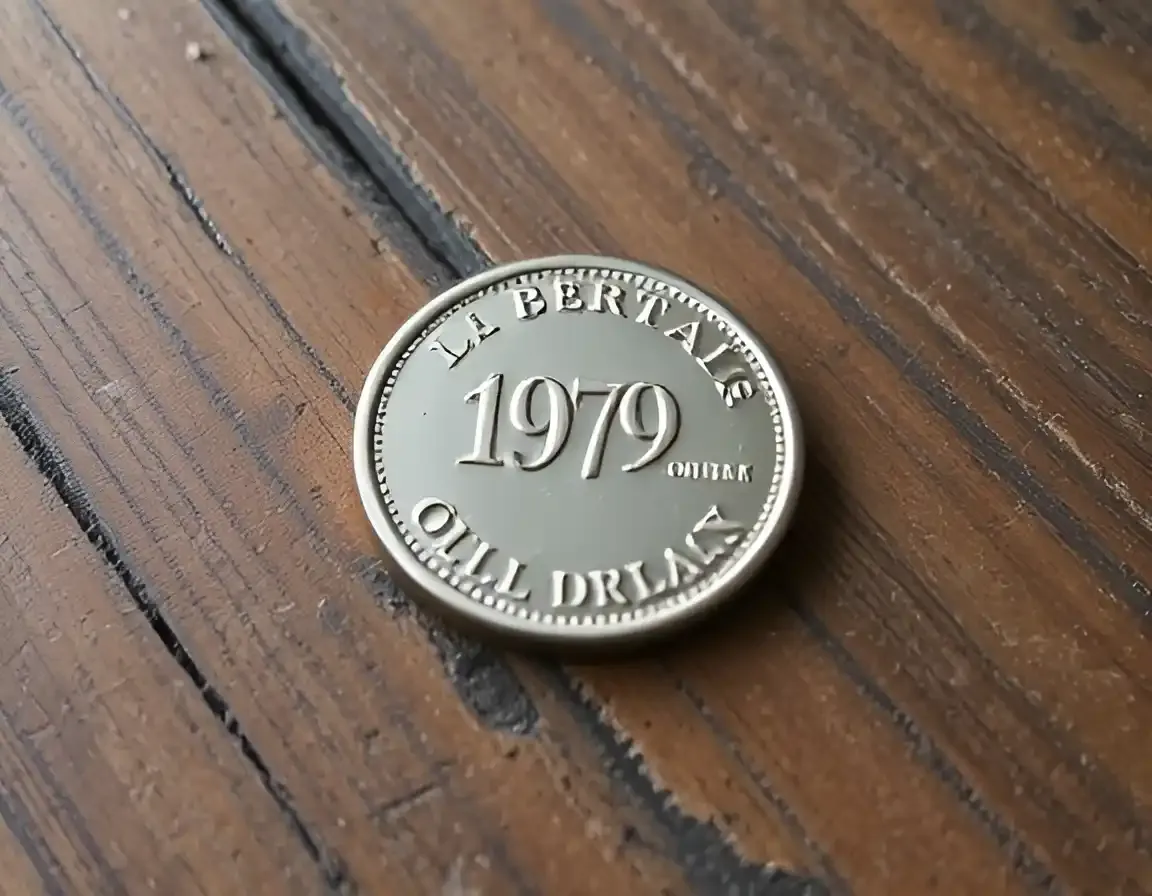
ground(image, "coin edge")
xmin=353 ymin=254 xmax=805 ymax=646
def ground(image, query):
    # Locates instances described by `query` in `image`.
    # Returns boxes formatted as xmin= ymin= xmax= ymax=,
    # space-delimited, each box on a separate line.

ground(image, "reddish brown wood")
xmin=0 ymin=0 xmax=1148 ymax=892
xmin=0 ymin=0 xmax=690 ymax=891
xmin=213 ymin=0 xmax=1152 ymax=890
xmin=0 ymin=419 xmax=315 ymax=893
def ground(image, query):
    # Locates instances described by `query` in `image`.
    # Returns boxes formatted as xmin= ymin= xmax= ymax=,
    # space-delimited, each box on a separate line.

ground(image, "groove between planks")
xmin=191 ymin=0 xmax=1152 ymax=891
xmin=0 ymin=0 xmax=837 ymax=891
xmin=4 ymin=0 xmax=1149 ymax=891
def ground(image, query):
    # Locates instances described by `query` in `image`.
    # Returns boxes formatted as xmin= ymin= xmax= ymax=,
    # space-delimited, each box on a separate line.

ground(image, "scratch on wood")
xmin=605 ymin=0 xmax=1152 ymax=546
xmin=0 ymin=370 xmax=353 ymax=891
xmin=18 ymin=1 xmax=543 ymax=738
xmin=545 ymin=0 xmax=1152 ymax=621
xmin=371 ymin=781 xmax=441 ymax=824
xmin=924 ymin=301 xmax=1152 ymax=536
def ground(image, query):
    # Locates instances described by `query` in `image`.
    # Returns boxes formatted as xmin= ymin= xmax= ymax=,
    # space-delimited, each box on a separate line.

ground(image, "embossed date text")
xmin=457 ymin=373 xmax=681 ymax=479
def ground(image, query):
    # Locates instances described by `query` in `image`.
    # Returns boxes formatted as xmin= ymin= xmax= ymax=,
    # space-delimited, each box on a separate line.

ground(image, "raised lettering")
xmin=684 ymin=530 xmax=727 ymax=566
xmin=432 ymin=516 xmax=470 ymax=564
xmin=635 ymin=292 xmax=668 ymax=328
xmin=554 ymin=280 xmax=585 ymax=312
xmin=591 ymin=281 xmax=626 ymax=316
xmin=428 ymin=338 xmax=468 ymax=368
xmin=509 ymin=278 xmax=755 ymax=409
xmin=624 ymin=560 xmax=664 ymax=601
xmin=697 ymin=340 xmax=737 ymax=376
xmin=663 ymin=547 xmax=702 ymax=589
xmin=692 ymin=505 xmax=746 ymax=545
xmin=495 ymin=558 xmax=530 ymax=600
xmin=459 ymin=539 xmax=495 ymax=584
xmin=664 ymin=319 xmax=702 ymax=355
xmin=508 ymin=376 xmax=572 ymax=471
xmin=723 ymin=378 xmax=756 ymax=406
xmin=409 ymin=498 xmax=475 ymax=567
xmin=684 ymin=505 xmax=745 ymax=566
xmin=588 ymin=569 xmax=630 ymax=606
xmin=467 ymin=312 xmax=499 ymax=342
xmin=428 ymin=312 xmax=499 ymax=368
xmin=411 ymin=498 xmax=530 ymax=598
xmin=412 ymin=497 xmax=456 ymax=536
xmin=618 ymin=382 xmax=680 ymax=473
xmin=461 ymin=374 xmax=681 ymax=478
xmin=458 ymin=373 xmax=504 ymax=466
xmin=512 ymin=286 xmax=546 ymax=320
xmin=699 ymin=345 xmax=757 ymax=408
xmin=666 ymin=461 xmax=753 ymax=482
xmin=552 ymin=571 xmax=588 ymax=607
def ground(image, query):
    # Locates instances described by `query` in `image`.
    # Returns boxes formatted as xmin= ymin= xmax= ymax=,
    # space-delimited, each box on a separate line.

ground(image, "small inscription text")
xmin=551 ymin=505 xmax=746 ymax=608
xmin=667 ymin=461 xmax=752 ymax=482
xmin=412 ymin=497 xmax=531 ymax=600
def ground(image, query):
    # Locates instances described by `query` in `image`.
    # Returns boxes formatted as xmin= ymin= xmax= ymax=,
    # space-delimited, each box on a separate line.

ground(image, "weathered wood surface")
xmin=0 ymin=0 xmax=1148 ymax=893
xmin=0 ymin=402 xmax=316 ymax=893
xmin=0 ymin=1 xmax=699 ymax=893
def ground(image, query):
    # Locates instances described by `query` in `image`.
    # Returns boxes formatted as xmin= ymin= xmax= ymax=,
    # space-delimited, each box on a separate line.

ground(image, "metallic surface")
xmin=354 ymin=256 xmax=803 ymax=648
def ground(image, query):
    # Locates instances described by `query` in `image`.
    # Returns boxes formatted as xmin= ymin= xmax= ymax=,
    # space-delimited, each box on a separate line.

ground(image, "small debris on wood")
xmin=116 ymin=7 xmax=131 ymax=21
xmin=184 ymin=41 xmax=208 ymax=62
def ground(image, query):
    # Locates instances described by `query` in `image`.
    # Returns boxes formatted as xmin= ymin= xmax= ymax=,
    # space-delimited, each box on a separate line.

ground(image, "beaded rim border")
xmin=370 ymin=266 xmax=788 ymax=629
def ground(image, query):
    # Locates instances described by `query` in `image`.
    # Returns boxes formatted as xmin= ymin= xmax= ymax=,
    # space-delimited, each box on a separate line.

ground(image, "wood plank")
xmin=848 ymin=0 xmax=1152 ymax=271
xmin=977 ymin=0 xmax=1152 ymax=142
xmin=11 ymin=0 xmax=1031 ymax=888
xmin=0 ymin=0 xmax=787 ymax=892
xmin=0 ymin=5 xmax=688 ymax=896
xmin=209 ymin=0 xmax=1152 ymax=892
xmin=0 ymin=393 xmax=315 ymax=893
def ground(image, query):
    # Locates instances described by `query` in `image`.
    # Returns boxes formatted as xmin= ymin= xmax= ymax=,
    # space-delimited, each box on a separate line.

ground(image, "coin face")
xmin=354 ymin=256 xmax=803 ymax=649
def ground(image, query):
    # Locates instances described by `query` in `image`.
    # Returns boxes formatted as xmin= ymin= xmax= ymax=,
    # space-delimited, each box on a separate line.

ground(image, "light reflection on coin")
xmin=353 ymin=256 xmax=803 ymax=650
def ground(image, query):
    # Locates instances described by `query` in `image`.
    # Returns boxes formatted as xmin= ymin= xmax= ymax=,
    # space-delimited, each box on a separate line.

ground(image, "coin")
xmin=354 ymin=255 xmax=803 ymax=650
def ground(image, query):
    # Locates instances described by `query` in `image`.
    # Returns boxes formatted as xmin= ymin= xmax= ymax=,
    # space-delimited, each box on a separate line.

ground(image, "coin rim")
xmin=353 ymin=255 xmax=804 ymax=646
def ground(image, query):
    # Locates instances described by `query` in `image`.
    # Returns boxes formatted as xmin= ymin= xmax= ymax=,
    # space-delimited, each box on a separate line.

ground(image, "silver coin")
xmin=354 ymin=255 xmax=803 ymax=650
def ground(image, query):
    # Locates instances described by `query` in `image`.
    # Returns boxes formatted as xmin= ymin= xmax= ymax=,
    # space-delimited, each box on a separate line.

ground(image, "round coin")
xmin=354 ymin=255 xmax=803 ymax=650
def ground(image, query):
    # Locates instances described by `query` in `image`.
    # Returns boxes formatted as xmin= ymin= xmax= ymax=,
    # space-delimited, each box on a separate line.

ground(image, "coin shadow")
xmin=352 ymin=409 xmax=842 ymax=664
xmin=613 ymin=422 xmax=843 ymax=662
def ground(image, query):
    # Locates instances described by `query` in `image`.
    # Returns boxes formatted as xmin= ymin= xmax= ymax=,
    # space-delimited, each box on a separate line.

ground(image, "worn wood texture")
xmin=0 ymin=1 xmax=705 ymax=893
xmin=0 ymin=403 xmax=316 ymax=893
xmin=0 ymin=0 xmax=1149 ymax=893
xmin=219 ymin=0 xmax=1152 ymax=890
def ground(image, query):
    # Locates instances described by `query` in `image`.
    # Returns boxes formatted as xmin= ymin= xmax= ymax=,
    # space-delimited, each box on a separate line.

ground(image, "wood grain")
xmin=209 ymin=0 xmax=1151 ymax=892
xmin=0 ymin=0 xmax=1148 ymax=892
xmin=0 ymin=0 xmax=727 ymax=892
xmin=0 ymin=392 xmax=316 ymax=893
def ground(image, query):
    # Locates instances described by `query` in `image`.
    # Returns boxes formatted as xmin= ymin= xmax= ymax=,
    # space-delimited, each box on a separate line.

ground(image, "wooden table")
xmin=0 ymin=0 xmax=1148 ymax=893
